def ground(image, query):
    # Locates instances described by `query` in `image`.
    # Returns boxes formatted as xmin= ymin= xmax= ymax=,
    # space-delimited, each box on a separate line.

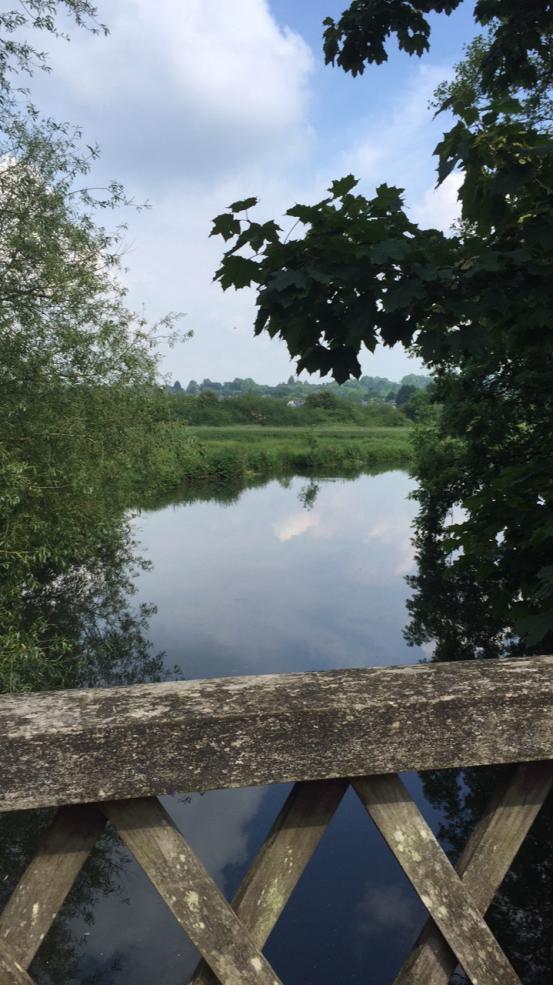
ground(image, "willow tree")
xmin=0 ymin=3 xmax=176 ymax=688
xmin=212 ymin=1 xmax=553 ymax=655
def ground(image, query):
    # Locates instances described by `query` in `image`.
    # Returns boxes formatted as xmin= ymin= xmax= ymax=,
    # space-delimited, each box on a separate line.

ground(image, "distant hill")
xmin=169 ymin=373 xmax=431 ymax=402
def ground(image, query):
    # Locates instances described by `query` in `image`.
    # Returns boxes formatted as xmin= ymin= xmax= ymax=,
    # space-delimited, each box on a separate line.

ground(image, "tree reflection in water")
xmin=0 ymin=810 xmax=130 ymax=985
xmin=3 ymin=472 xmax=552 ymax=983
xmin=418 ymin=765 xmax=553 ymax=984
xmin=408 ymin=523 xmax=553 ymax=982
xmin=0 ymin=507 xmax=167 ymax=984
xmin=297 ymin=479 xmax=320 ymax=511
xmin=2 ymin=476 xmax=321 ymax=984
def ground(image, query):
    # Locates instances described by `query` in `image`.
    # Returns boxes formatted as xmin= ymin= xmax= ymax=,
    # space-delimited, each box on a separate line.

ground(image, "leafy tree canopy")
xmin=174 ymin=373 xmax=429 ymax=402
xmin=0 ymin=2 xmax=184 ymax=687
xmin=211 ymin=3 xmax=553 ymax=650
xmin=322 ymin=1 xmax=553 ymax=95
xmin=0 ymin=1 xmax=105 ymax=96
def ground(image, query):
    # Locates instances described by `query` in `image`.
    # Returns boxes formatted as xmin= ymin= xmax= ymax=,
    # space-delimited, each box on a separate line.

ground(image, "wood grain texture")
xmin=353 ymin=774 xmax=522 ymax=985
xmin=1 ymin=656 xmax=553 ymax=811
xmin=0 ymin=949 xmax=35 ymax=984
xmin=103 ymin=798 xmax=283 ymax=985
xmin=394 ymin=760 xmax=553 ymax=985
xmin=0 ymin=804 xmax=105 ymax=969
xmin=190 ymin=779 xmax=348 ymax=985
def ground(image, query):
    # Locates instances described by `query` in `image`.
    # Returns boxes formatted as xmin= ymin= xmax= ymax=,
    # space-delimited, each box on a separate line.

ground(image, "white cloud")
xmin=164 ymin=786 xmax=267 ymax=888
xmin=363 ymin=518 xmax=415 ymax=577
xmin=411 ymin=170 xmax=463 ymax=231
xmin=420 ymin=640 xmax=437 ymax=661
xmin=34 ymin=4 xmax=460 ymax=382
xmin=35 ymin=0 xmax=322 ymax=382
xmin=43 ymin=0 xmax=314 ymax=182
xmin=327 ymin=63 xmax=461 ymax=239
xmin=74 ymin=785 xmax=269 ymax=981
xmin=118 ymin=171 xmax=314 ymax=383
xmin=335 ymin=64 xmax=453 ymax=195
xmin=273 ymin=510 xmax=321 ymax=542
xmin=353 ymin=883 xmax=421 ymax=948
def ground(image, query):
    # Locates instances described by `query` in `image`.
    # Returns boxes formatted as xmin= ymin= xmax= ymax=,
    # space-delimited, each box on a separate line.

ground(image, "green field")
xmin=189 ymin=425 xmax=410 ymax=443
xmin=164 ymin=425 xmax=414 ymax=483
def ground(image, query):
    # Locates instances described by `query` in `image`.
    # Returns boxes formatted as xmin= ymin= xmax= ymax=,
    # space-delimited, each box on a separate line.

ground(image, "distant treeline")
xmin=169 ymin=373 xmax=431 ymax=403
xmin=156 ymin=388 xmax=413 ymax=427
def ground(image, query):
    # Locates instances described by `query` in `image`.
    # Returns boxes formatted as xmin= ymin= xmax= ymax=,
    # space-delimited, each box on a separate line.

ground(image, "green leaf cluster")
xmin=322 ymin=1 xmax=553 ymax=96
xmin=212 ymin=180 xmax=455 ymax=382
xmin=212 ymin=3 xmax=553 ymax=650
xmin=0 ymin=7 xmax=184 ymax=689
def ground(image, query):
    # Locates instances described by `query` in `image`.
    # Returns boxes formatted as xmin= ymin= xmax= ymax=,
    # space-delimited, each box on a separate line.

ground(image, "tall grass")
xmin=135 ymin=424 xmax=413 ymax=494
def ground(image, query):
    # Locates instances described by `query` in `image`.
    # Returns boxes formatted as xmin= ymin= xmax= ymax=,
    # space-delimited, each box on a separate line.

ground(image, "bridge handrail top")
xmin=1 ymin=655 xmax=553 ymax=813
xmin=1 ymin=653 xmax=552 ymax=727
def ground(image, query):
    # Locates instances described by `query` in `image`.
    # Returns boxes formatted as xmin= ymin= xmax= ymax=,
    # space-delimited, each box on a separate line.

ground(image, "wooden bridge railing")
xmin=1 ymin=655 xmax=553 ymax=985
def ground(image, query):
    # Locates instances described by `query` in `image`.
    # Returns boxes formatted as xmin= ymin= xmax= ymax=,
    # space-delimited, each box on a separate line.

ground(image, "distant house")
xmin=287 ymin=399 xmax=305 ymax=408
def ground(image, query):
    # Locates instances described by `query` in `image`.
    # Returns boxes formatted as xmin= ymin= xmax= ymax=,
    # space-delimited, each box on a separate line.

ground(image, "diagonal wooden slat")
xmin=0 ymin=948 xmax=35 ymax=984
xmin=394 ymin=760 xmax=553 ymax=985
xmin=102 ymin=798 xmax=283 ymax=985
xmin=0 ymin=804 xmax=105 ymax=970
xmin=353 ymin=774 xmax=522 ymax=985
xmin=190 ymin=778 xmax=349 ymax=985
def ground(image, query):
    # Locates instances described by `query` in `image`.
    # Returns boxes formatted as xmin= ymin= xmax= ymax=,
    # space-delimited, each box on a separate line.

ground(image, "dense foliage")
xmin=132 ymin=386 xmax=413 ymax=489
xmin=175 ymin=372 xmax=430 ymax=402
xmin=211 ymin=10 xmax=553 ymax=972
xmin=0 ymin=3 xmax=181 ymax=689
xmin=212 ymin=2 xmax=553 ymax=653
xmin=321 ymin=0 xmax=553 ymax=91
xmin=166 ymin=424 xmax=412 ymax=483
xmin=161 ymin=388 xmax=408 ymax=426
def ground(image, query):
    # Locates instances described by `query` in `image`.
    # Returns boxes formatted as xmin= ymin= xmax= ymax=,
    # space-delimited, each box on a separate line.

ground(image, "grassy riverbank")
xmin=148 ymin=424 xmax=414 ymax=489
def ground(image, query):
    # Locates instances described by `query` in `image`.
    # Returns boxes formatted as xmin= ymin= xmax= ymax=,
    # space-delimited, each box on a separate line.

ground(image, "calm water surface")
xmin=31 ymin=471 xmax=450 ymax=984
xmin=139 ymin=470 xmax=423 ymax=678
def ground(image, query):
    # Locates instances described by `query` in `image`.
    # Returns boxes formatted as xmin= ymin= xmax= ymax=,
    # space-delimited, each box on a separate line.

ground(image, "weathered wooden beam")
xmin=353 ymin=774 xmax=522 ymax=985
xmin=0 ymin=804 xmax=105 ymax=969
xmin=0 ymin=949 xmax=35 ymax=984
xmin=102 ymin=798 xmax=283 ymax=985
xmin=1 ymin=656 xmax=553 ymax=812
xmin=393 ymin=760 xmax=553 ymax=985
xmin=190 ymin=779 xmax=348 ymax=985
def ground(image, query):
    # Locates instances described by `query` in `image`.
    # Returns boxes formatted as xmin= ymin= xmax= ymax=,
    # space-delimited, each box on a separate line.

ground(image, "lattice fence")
xmin=1 ymin=762 xmax=552 ymax=985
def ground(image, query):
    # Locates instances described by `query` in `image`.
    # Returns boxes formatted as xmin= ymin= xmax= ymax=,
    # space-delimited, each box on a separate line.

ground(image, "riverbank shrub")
xmin=129 ymin=424 xmax=413 ymax=494
xmin=0 ymin=7 xmax=179 ymax=691
xmin=161 ymin=391 xmax=407 ymax=428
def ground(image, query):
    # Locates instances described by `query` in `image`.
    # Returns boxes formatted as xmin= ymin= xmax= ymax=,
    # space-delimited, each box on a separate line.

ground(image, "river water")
xmin=19 ymin=470 xmax=549 ymax=983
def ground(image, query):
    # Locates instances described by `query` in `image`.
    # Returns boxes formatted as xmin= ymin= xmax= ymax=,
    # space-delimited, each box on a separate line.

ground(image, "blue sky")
xmin=37 ymin=0 xmax=478 ymax=384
